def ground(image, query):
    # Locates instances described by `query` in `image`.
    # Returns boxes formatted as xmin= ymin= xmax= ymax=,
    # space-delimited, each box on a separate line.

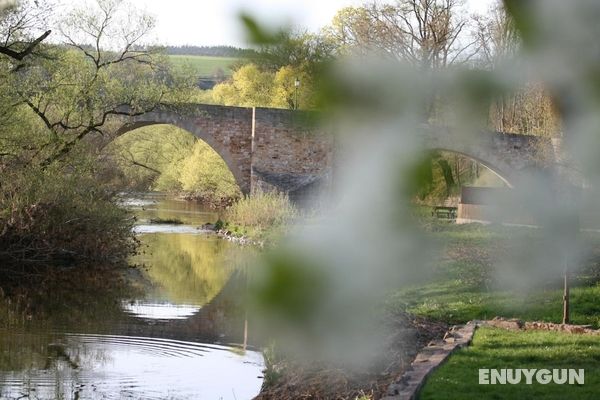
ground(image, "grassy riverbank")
xmin=420 ymin=326 xmax=600 ymax=400
xmin=257 ymin=221 xmax=600 ymax=399
xmin=388 ymin=222 xmax=600 ymax=328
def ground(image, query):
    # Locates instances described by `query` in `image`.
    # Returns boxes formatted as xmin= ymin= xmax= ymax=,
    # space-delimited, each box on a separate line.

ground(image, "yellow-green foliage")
xmin=212 ymin=64 xmax=273 ymax=107
xmin=108 ymin=125 xmax=194 ymax=190
xmin=415 ymin=151 xmax=506 ymax=204
xmin=154 ymin=158 xmax=187 ymax=192
xmin=226 ymin=191 xmax=298 ymax=237
xmin=134 ymin=234 xmax=236 ymax=305
xmin=107 ymin=125 xmax=241 ymax=203
xmin=178 ymin=141 xmax=241 ymax=201
xmin=271 ymin=65 xmax=310 ymax=109
xmin=209 ymin=63 xmax=312 ymax=109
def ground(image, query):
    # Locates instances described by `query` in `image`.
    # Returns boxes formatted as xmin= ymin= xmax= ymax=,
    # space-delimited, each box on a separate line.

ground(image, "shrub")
xmin=225 ymin=191 xmax=298 ymax=237
xmin=0 ymin=165 xmax=136 ymax=271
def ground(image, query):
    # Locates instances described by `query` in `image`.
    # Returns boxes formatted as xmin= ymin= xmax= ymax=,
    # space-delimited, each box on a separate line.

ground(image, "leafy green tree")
xmin=249 ymin=30 xmax=335 ymax=76
xmin=325 ymin=6 xmax=380 ymax=57
xmin=208 ymin=63 xmax=314 ymax=110
xmin=107 ymin=125 xmax=194 ymax=189
xmin=271 ymin=65 xmax=311 ymax=110
xmin=178 ymin=140 xmax=240 ymax=202
xmin=0 ymin=0 xmax=51 ymax=62
xmin=212 ymin=63 xmax=274 ymax=107
xmin=0 ymin=0 xmax=175 ymax=268
xmin=222 ymin=18 xmax=333 ymax=110
xmin=7 ymin=0 xmax=172 ymax=168
xmin=107 ymin=125 xmax=241 ymax=204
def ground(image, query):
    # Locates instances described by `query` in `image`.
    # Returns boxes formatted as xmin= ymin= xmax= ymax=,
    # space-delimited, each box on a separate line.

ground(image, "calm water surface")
xmin=0 ymin=193 xmax=264 ymax=400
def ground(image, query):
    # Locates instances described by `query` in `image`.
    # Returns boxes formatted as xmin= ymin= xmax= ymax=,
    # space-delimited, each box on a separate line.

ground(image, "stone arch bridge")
xmin=116 ymin=104 xmax=558 ymax=196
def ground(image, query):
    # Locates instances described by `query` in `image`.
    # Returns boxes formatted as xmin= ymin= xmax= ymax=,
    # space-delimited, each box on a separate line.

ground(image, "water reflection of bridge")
xmin=114 ymin=272 xmax=251 ymax=347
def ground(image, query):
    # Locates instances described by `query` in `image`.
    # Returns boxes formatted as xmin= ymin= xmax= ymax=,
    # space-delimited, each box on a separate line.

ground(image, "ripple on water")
xmin=0 ymin=332 xmax=264 ymax=400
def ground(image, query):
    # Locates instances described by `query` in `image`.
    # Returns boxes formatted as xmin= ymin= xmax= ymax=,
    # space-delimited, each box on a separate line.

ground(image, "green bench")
xmin=432 ymin=206 xmax=457 ymax=219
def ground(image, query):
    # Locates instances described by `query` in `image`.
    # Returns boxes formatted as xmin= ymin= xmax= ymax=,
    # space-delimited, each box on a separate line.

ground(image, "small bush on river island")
xmin=0 ymin=166 xmax=136 ymax=276
xmin=225 ymin=191 xmax=298 ymax=239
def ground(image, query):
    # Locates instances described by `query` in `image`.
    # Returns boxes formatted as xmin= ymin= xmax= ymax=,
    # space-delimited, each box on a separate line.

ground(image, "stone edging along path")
xmin=381 ymin=321 xmax=478 ymax=400
xmin=382 ymin=318 xmax=600 ymax=400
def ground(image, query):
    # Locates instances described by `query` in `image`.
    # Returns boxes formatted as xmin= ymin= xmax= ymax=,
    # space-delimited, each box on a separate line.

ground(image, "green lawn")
xmin=168 ymin=55 xmax=239 ymax=78
xmin=397 ymin=278 xmax=600 ymax=328
xmin=419 ymin=327 xmax=600 ymax=399
xmin=388 ymin=223 xmax=600 ymax=328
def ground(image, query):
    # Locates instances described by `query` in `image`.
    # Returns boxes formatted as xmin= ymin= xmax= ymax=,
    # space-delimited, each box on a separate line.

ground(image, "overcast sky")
xmin=60 ymin=0 xmax=496 ymax=47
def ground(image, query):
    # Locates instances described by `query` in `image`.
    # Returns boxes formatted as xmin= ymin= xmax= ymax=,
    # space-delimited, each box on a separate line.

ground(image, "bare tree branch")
xmin=0 ymin=28 xmax=50 ymax=60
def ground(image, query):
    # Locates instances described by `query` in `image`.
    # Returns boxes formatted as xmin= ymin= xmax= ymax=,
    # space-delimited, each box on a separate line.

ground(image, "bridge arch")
xmin=422 ymin=127 xmax=557 ymax=188
xmin=426 ymin=147 xmax=513 ymax=187
xmin=116 ymin=105 xmax=254 ymax=194
xmin=116 ymin=121 xmax=247 ymax=193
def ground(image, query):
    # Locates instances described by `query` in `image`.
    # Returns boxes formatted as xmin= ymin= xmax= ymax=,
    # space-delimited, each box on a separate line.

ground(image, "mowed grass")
xmin=419 ymin=327 xmax=600 ymax=400
xmin=388 ymin=222 xmax=600 ymax=328
xmin=168 ymin=55 xmax=239 ymax=77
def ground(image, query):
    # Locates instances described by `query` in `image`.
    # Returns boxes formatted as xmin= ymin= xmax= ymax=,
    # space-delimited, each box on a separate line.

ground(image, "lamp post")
xmin=294 ymin=78 xmax=300 ymax=110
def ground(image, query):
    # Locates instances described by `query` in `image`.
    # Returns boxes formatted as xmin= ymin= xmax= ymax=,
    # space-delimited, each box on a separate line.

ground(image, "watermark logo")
xmin=479 ymin=369 xmax=584 ymax=385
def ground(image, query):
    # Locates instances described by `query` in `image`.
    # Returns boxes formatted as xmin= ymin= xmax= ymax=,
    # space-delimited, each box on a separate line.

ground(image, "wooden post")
xmin=562 ymin=265 xmax=570 ymax=324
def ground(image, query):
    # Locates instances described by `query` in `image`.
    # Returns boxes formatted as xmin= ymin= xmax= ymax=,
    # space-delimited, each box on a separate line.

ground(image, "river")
xmin=0 ymin=193 xmax=264 ymax=400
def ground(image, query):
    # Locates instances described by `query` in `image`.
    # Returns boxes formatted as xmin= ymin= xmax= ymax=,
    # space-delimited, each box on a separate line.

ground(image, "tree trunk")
xmin=437 ymin=158 xmax=455 ymax=197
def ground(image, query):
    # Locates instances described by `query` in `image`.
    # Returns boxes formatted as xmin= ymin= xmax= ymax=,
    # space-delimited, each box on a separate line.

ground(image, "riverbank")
xmin=256 ymin=310 xmax=447 ymax=400
xmin=253 ymin=221 xmax=600 ymax=399
xmin=197 ymin=191 xmax=300 ymax=247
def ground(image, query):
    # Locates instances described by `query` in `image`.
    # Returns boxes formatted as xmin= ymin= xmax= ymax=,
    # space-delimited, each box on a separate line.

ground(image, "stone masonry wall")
xmin=251 ymin=107 xmax=334 ymax=199
xmin=185 ymin=105 xmax=254 ymax=193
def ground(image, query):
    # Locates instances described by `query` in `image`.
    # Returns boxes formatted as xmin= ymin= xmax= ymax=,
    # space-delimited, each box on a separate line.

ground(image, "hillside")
xmin=168 ymin=55 xmax=239 ymax=79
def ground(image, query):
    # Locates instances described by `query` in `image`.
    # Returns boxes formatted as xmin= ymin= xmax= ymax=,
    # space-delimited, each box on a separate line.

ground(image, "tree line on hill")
xmin=164 ymin=45 xmax=256 ymax=58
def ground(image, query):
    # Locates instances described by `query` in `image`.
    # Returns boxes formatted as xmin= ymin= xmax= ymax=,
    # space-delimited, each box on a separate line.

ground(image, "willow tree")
xmin=0 ymin=0 xmax=51 ymax=62
xmin=5 ymin=0 xmax=173 ymax=167
xmin=0 ymin=0 xmax=52 ymax=163
xmin=0 ymin=0 xmax=176 ymax=267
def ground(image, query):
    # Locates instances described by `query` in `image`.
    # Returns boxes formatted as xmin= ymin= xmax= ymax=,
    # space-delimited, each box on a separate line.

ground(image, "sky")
xmin=61 ymin=0 xmax=496 ymax=48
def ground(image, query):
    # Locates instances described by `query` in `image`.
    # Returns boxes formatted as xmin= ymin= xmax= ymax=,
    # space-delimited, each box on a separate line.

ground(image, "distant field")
xmin=168 ymin=55 xmax=239 ymax=78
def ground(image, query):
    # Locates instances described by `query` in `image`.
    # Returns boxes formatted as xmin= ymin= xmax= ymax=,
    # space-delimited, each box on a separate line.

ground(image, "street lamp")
xmin=294 ymin=78 xmax=300 ymax=110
